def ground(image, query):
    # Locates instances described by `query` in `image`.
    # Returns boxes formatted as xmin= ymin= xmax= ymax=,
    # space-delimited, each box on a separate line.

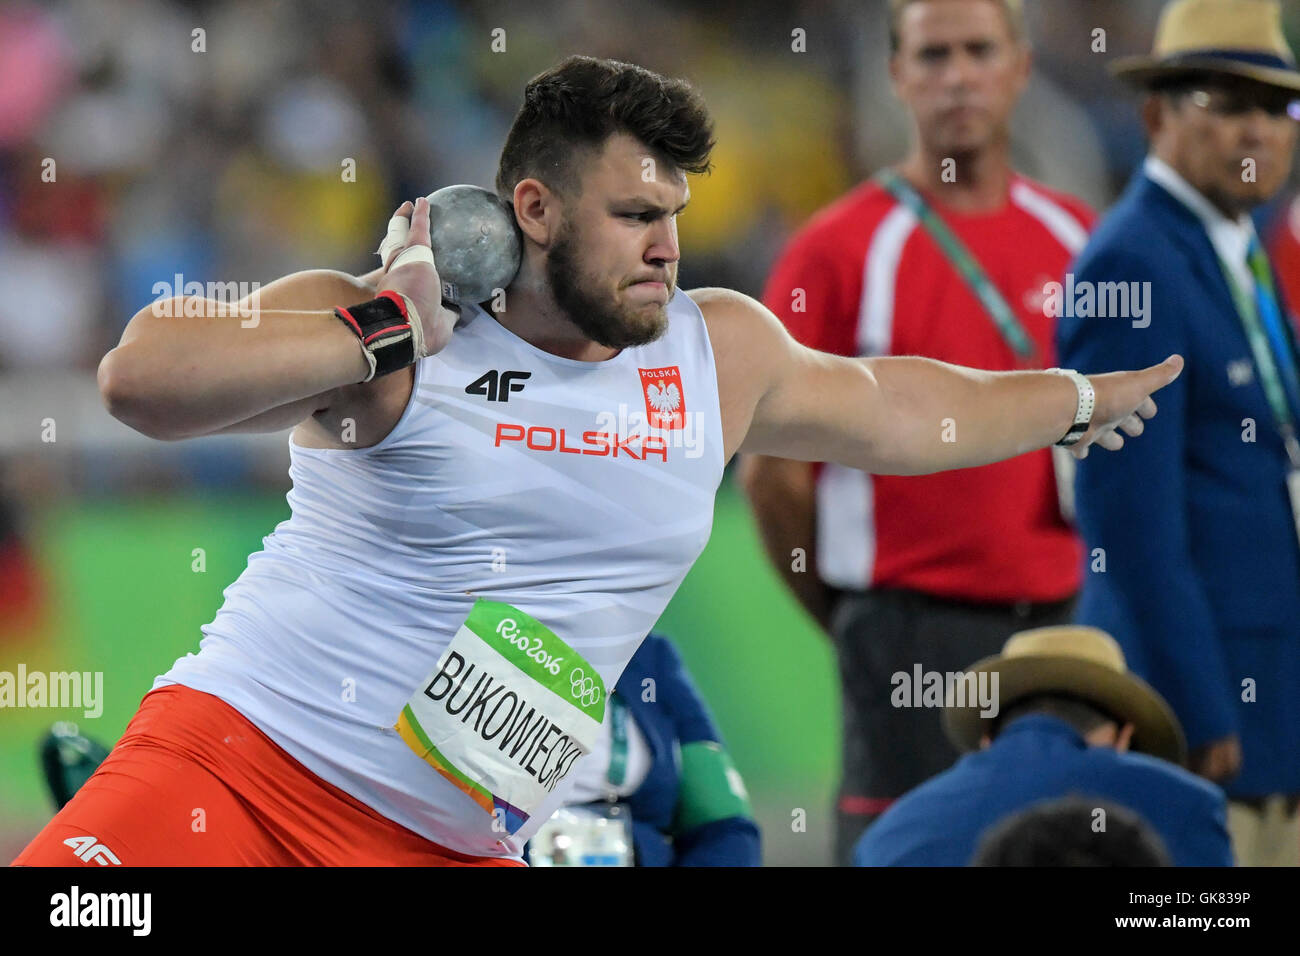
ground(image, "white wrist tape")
xmin=388 ymin=245 xmax=436 ymax=271
xmin=399 ymin=292 xmax=428 ymax=360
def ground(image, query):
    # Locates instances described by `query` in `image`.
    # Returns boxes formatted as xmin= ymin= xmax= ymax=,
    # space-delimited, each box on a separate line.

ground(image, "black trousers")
xmin=828 ymin=586 xmax=1077 ymax=866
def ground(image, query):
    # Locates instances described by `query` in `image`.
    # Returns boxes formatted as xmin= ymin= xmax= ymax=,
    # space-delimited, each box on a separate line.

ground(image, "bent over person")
xmin=15 ymin=55 xmax=1180 ymax=866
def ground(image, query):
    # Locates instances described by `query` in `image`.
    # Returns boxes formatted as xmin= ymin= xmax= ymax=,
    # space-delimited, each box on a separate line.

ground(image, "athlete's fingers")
xmin=387 ymin=197 xmax=437 ymax=273
xmin=1135 ymin=396 xmax=1157 ymax=420
xmin=1118 ymin=413 xmax=1144 ymax=438
xmin=1140 ymin=354 xmax=1184 ymax=395
xmin=1095 ymin=428 xmax=1125 ymax=452
xmin=407 ymin=196 xmax=432 ymax=250
xmin=377 ymin=202 xmax=415 ymax=270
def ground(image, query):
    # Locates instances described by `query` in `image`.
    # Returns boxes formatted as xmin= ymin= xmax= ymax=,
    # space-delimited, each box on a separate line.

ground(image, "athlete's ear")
xmin=513 ymin=178 xmax=559 ymax=247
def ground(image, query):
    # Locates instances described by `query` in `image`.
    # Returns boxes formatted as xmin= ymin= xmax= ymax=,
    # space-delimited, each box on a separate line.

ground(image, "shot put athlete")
xmin=14 ymin=56 xmax=1181 ymax=866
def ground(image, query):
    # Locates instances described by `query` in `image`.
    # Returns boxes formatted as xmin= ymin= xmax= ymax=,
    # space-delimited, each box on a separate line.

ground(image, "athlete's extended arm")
xmin=697 ymin=288 xmax=1182 ymax=474
xmin=98 ymin=198 xmax=453 ymax=441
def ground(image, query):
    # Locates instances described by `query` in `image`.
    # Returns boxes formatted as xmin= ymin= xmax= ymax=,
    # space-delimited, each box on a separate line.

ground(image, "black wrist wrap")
xmin=333 ymin=291 xmax=416 ymax=382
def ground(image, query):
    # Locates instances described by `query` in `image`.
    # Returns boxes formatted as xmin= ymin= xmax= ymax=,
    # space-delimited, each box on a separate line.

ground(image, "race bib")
xmin=395 ymin=599 xmax=606 ymax=835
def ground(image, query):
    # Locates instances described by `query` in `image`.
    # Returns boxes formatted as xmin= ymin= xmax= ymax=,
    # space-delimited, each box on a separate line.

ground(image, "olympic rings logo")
xmin=569 ymin=667 xmax=602 ymax=707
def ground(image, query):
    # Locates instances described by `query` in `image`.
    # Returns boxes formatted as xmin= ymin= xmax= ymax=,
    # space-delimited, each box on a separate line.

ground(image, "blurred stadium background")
xmin=2 ymin=0 xmax=1298 ymax=866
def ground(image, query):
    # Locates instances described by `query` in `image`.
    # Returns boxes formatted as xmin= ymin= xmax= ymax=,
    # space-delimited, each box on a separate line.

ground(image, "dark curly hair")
xmin=495 ymin=55 xmax=715 ymax=201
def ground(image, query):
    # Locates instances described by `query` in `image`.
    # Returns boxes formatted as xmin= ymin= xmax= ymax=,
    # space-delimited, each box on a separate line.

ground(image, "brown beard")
xmin=545 ymin=219 xmax=671 ymax=349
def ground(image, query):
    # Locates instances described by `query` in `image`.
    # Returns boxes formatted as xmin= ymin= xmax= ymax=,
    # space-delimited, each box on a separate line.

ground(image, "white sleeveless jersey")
xmin=154 ymin=289 xmax=725 ymax=859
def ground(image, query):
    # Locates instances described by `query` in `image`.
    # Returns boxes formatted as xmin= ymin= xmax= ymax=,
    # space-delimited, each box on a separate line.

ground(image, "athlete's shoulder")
xmin=688 ymin=287 xmax=774 ymax=324
xmin=687 ymin=288 xmax=793 ymax=460
xmin=1010 ymin=174 xmax=1098 ymax=231
xmin=688 ymin=288 xmax=787 ymax=354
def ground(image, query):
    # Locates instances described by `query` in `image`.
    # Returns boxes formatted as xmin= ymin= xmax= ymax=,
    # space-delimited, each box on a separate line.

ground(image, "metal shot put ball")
xmin=427 ymin=184 xmax=522 ymax=304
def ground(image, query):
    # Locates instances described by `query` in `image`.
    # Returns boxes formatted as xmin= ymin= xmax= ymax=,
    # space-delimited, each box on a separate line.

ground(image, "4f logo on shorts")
xmin=639 ymin=366 xmax=686 ymax=430
xmin=63 ymin=835 xmax=121 ymax=866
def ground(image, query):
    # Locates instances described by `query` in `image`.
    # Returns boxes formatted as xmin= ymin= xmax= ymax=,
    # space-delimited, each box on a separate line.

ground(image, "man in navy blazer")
xmin=853 ymin=626 xmax=1231 ymax=867
xmin=1057 ymin=0 xmax=1300 ymax=865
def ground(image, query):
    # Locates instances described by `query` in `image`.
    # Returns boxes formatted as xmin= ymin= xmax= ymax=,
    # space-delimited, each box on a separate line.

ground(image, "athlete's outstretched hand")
xmin=376 ymin=197 xmax=457 ymax=357
xmin=1068 ymin=355 xmax=1184 ymax=459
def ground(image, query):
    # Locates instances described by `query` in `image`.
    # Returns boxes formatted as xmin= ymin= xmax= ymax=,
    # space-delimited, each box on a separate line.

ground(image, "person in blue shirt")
xmin=853 ymin=625 xmax=1232 ymax=867
xmin=529 ymin=631 xmax=761 ymax=866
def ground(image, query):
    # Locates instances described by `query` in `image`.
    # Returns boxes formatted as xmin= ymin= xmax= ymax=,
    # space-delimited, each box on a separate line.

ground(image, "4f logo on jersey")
xmin=63 ymin=834 xmax=121 ymax=866
xmin=639 ymin=366 xmax=686 ymax=430
xmin=466 ymin=370 xmax=531 ymax=402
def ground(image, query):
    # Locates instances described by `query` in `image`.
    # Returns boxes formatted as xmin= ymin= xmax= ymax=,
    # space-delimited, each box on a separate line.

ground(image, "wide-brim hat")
xmin=1111 ymin=0 xmax=1300 ymax=93
xmin=942 ymin=626 xmax=1188 ymax=765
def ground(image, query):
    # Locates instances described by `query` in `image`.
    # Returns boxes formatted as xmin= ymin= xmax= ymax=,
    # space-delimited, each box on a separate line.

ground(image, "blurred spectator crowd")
xmin=11 ymin=0 xmax=1300 ymax=377
xmin=0 ymin=0 xmax=1296 ymax=498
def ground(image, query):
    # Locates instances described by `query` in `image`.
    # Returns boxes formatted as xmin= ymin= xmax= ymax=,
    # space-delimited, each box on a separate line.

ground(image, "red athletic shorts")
xmin=11 ymin=684 xmax=524 ymax=867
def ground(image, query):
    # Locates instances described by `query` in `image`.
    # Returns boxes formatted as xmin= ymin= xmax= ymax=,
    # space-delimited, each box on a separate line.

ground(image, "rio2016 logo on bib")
xmin=495 ymin=616 xmax=564 ymax=675
xmin=395 ymin=599 xmax=606 ymax=836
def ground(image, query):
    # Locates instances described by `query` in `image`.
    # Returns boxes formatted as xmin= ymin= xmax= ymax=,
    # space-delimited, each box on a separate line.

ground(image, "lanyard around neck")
xmin=1214 ymin=245 xmax=1300 ymax=465
xmin=876 ymin=168 xmax=1039 ymax=364
xmin=606 ymin=693 xmax=628 ymax=788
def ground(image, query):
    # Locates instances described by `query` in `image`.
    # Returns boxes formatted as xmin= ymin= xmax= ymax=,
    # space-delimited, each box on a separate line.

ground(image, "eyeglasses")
xmin=1186 ymin=88 xmax=1300 ymax=121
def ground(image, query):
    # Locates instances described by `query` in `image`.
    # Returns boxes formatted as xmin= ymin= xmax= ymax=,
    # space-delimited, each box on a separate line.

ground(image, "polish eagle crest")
xmin=646 ymin=382 xmax=681 ymax=418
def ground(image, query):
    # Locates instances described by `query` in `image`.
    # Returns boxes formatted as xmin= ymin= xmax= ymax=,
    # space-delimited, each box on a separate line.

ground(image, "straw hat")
xmin=1111 ymin=0 xmax=1300 ymax=92
xmin=942 ymin=626 xmax=1188 ymax=765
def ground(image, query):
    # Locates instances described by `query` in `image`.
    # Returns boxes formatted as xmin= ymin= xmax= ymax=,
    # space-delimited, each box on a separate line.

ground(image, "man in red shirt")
xmin=740 ymin=0 xmax=1095 ymax=864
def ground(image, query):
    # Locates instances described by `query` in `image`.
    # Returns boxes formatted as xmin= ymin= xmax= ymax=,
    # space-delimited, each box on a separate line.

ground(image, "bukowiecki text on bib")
xmin=395 ymin=598 xmax=606 ymax=834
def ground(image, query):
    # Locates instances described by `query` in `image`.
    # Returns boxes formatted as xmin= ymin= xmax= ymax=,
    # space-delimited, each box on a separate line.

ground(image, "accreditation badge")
xmin=529 ymin=804 xmax=634 ymax=867
xmin=394 ymin=599 xmax=606 ymax=835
